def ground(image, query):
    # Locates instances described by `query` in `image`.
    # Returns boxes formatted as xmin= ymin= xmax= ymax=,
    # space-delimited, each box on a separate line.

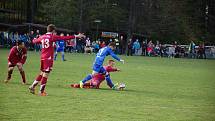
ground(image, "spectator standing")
xmin=127 ymin=39 xmax=133 ymax=56
xmin=159 ymin=44 xmax=164 ymax=57
xmin=147 ymin=40 xmax=153 ymax=56
xmin=141 ymin=41 xmax=147 ymax=56
xmin=34 ymin=30 xmax=41 ymax=52
xmin=167 ymin=46 xmax=175 ymax=58
xmin=29 ymin=31 xmax=35 ymax=50
xmin=197 ymin=42 xmax=206 ymax=59
xmin=189 ymin=41 xmax=196 ymax=58
xmin=85 ymin=37 xmax=92 ymax=54
xmin=92 ymin=41 xmax=100 ymax=53
xmin=13 ymin=32 xmax=20 ymax=45
xmin=4 ymin=31 xmax=9 ymax=45
xmin=76 ymin=38 xmax=82 ymax=53
xmin=174 ymin=41 xmax=181 ymax=58
xmin=115 ymin=38 xmax=120 ymax=54
xmin=133 ymin=39 xmax=140 ymax=55
xmin=100 ymin=41 xmax=106 ymax=48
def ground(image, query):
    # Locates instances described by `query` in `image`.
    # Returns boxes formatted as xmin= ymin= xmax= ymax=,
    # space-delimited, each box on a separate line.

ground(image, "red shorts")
xmin=8 ymin=63 xmax=16 ymax=67
xmin=40 ymin=59 xmax=53 ymax=72
xmin=90 ymin=79 xmax=103 ymax=88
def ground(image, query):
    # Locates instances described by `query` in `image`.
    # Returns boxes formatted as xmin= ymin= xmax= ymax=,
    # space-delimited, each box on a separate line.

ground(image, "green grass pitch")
xmin=0 ymin=48 xmax=215 ymax=121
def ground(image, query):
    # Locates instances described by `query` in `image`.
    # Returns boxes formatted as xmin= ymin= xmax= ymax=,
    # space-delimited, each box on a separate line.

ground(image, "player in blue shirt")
xmin=80 ymin=42 xmax=124 ymax=88
xmin=54 ymin=33 xmax=66 ymax=61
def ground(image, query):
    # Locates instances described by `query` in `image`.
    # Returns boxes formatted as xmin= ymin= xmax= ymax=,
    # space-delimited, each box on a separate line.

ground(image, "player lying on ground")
xmin=54 ymin=33 xmax=66 ymax=61
xmin=71 ymin=60 xmax=121 ymax=89
xmin=29 ymin=24 xmax=85 ymax=96
xmin=80 ymin=42 xmax=124 ymax=89
xmin=4 ymin=41 xmax=27 ymax=84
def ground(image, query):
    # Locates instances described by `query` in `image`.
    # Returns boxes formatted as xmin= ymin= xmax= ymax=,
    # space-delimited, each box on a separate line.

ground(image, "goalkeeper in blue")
xmin=80 ymin=42 xmax=124 ymax=89
xmin=54 ymin=33 xmax=66 ymax=61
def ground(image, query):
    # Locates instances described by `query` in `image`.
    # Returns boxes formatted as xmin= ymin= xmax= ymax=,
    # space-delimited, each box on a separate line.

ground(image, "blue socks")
xmin=62 ymin=53 xmax=65 ymax=61
xmin=82 ymin=74 xmax=92 ymax=83
xmin=54 ymin=53 xmax=57 ymax=60
xmin=105 ymin=75 xmax=114 ymax=88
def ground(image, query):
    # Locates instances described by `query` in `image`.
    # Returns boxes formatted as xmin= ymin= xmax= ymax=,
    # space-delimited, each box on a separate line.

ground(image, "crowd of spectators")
xmin=0 ymin=30 xmax=215 ymax=59
xmin=127 ymin=39 xmax=215 ymax=59
xmin=0 ymin=30 xmax=112 ymax=54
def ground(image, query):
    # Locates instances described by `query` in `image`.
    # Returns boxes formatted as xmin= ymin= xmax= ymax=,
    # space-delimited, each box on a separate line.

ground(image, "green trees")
xmin=36 ymin=0 xmax=78 ymax=29
xmin=36 ymin=0 xmax=213 ymax=44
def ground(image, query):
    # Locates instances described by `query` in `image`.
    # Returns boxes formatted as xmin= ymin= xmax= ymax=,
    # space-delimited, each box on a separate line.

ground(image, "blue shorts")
xmin=92 ymin=64 xmax=106 ymax=74
xmin=57 ymin=48 xmax=64 ymax=52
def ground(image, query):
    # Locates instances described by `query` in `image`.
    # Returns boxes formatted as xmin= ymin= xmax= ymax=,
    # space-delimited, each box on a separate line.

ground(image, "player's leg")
xmin=80 ymin=74 xmax=93 ymax=88
xmin=61 ymin=51 xmax=66 ymax=61
xmin=4 ymin=65 xmax=15 ymax=83
xmin=80 ymin=69 xmax=101 ymax=88
xmin=39 ymin=72 xmax=49 ymax=96
xmin=81 ymin=74 xmax=93 ymax=84
xmin=80 ymin=64 xmax=100 ymax=88
xmin=17 ymin=63 xmax=26 ymax=84
xmin=29 ymin=71 xmax=43 ymax=94
xmin=105 ymin=74 xmax=114 ymax=88
xmin=39 ymin=59 xmax=53 ymax=96
xmin=71 ymin=83 xmax=80 ymax=88
xmin=29 ymin=59 xmax=45 ymax=94
xmin=71 ymin=82 xmax=92 ymax=88
xmin=83 ymin=82 xmax=93 ymax=88
xmin=100 ymin=67 xmax=114 ymax=88
xmin=54 ymin=51 xmax=58 ymax=60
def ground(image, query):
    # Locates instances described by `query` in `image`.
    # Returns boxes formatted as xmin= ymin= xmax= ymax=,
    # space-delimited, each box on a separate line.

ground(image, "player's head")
xmin=60 ymin=33 xmax=64 ymax=36
xmin=107 ymin=59 xmax=115 ymax=66
xmin=17 ymin=41 xmax=25 ymax=48
xmin=108 ymin=42 xmax=116 ymax=50
xmin=47 ymin=24 xmax=56 ymax=33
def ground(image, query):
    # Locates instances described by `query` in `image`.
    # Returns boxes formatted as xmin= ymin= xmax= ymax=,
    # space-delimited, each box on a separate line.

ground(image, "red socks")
xmin=36 ymin=75 xmax=42 ymax=82
xmin=31 ymin=75 xmax=43 ymax=88
xmin=40 ymin=77 xmax=48 ymax=93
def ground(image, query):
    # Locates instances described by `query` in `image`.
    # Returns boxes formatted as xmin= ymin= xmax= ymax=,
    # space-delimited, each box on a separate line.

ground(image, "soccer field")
xmin=0 ymin=48 xmax=215 ymax=121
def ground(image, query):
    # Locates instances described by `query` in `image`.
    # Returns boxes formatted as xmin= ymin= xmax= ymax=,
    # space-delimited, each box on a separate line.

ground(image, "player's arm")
xmin=109 ymin=49 xmax=124 ymax=64
xmin=8 ymin=47 xmax=15 ymax=64
xmin=106 ymin=66 xmax=120 ymax=72
xmin=32 ymin=37 xmax=42 ymax=44
xmin=52 ymin=35 xmax=75 ymax=42
xmin=110 ymin=67 xmax=120 ymax=72
xmin=20 ymin=48 xmax=27 ymax=65
xmin=52 ymin=33 xmax=85 ymax=42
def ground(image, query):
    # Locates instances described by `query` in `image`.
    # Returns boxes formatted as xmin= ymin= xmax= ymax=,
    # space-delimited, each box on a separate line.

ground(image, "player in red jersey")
xmin=4 ymin=41 xmax=27 ymax=84
xmin=71 ymin=60 xmax=120 ymax=89
xmin=29 ymin=24 xmax=85 ymax=96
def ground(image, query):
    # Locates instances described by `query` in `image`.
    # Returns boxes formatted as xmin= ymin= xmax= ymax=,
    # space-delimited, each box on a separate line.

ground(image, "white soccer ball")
xmin=118 ymin=83 xmax=126 ymax=90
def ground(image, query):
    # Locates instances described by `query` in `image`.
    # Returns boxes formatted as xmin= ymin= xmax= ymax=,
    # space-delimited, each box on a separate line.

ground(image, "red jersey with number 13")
xmin=33 ymin=32 xmax=75 ymax=60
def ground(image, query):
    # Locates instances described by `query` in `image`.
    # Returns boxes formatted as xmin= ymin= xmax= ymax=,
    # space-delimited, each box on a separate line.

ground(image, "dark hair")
xmin=108 ymin=42 xmax=116 ymax=47
xmin=47 ymin=24 xmax=56 ymax=32
xmin=17 ymin=41 xmax=24 ymax=46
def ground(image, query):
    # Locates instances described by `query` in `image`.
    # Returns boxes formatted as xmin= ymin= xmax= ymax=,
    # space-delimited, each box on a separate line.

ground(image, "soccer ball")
xmin=118 ymin=83 xmax=126 ymax=91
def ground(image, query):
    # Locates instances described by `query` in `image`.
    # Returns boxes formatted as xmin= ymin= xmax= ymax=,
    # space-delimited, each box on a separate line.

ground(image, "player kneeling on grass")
xmin=80 ymin=42 xmax=125 ymax=89
xmin=4 ymin=41 xmax=27 ymax=84
xmin=29 ymin=24 xmax=85 ymax=96
xmin=71 ymin=60 xmax=125 ymax=90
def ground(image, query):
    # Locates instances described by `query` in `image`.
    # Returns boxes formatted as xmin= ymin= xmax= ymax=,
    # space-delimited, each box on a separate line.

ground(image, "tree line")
xmin=30 ymin=0 xmax=215 ymax=44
